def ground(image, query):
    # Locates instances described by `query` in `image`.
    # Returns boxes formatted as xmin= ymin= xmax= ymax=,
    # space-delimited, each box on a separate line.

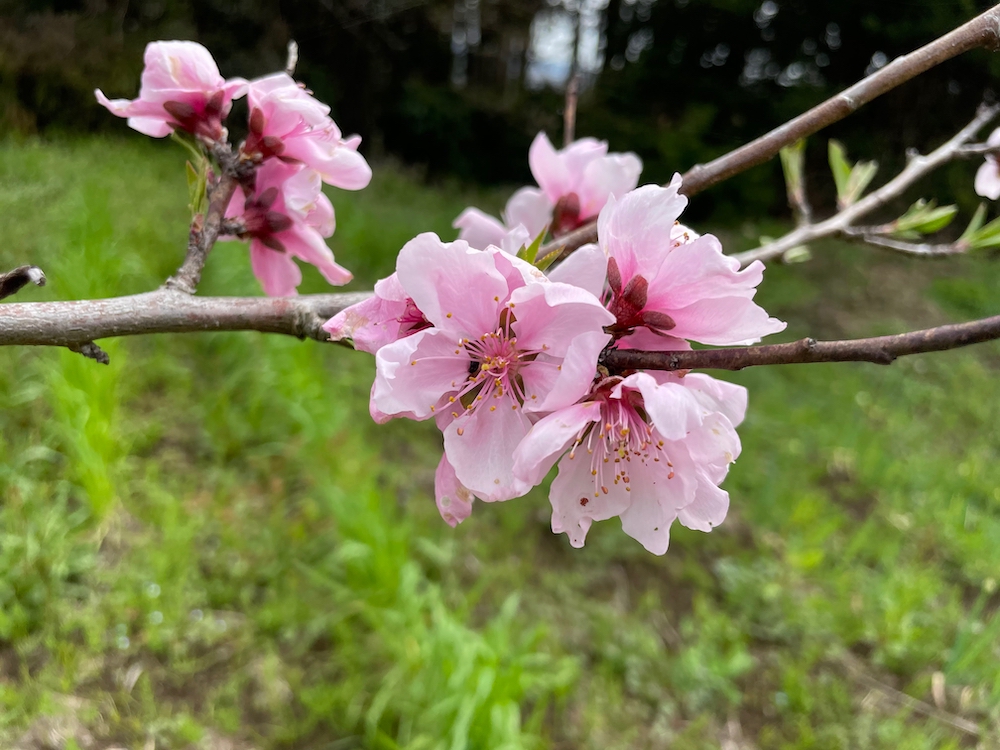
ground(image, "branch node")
xmin=68 ymin=341 xmax=110 ymax=365
xmin=0 ymin=265 xmax=47 ymax=301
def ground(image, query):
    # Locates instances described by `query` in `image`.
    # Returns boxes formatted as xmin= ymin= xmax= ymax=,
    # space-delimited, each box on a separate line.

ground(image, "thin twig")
xmin=563 ymin=74 xmax=579 ymax=147
xmin=163 ymin=144 xmax=244 ymax=294
xmin=842 ymin=227 xmax=969 ymax=257
xmin=600 ymin=314 xmax=1000 ymax=372
xmin=0 ymin=265 xmax=46 ymax=301
xmin=535 ymin=3 xmax=1000 ymax=262
xmin=733 ymin=104 xmax=999 ymax=268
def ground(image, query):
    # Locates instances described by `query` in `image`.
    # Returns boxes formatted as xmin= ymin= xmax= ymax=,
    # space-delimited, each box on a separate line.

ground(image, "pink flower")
xmin=324 ymin=225 xmax=531 ymax=354
xmin=323 ymin=272 xmax=430 ymax=354
xmin=975 ymin=128 xmax=1000 ymax=200
xmin=599 ymin=178 xmax=786 ymax=346
xmin=371 ymin=233 xmax=614 ymax=502
xmin=95 ymin=41 xmax=247 ymax=141
xmin=513 ymin=372 xmax=746 ymax=554
xmin=243 ymin=73 xmax=372 ymax=191
xmin=454 ymin=131 xmax=642 ymax=247
xmin=226 ymin=160 xmax=350 ymax=296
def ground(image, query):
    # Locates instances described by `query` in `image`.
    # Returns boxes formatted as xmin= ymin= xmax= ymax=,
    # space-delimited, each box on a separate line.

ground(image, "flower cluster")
xmin=330 ymin=160 xmax=785 ymax=553
xmin=454 ymin=132 xmax=642 ymax=249
xmin=96 ymin=40 xmax=371 ymax=295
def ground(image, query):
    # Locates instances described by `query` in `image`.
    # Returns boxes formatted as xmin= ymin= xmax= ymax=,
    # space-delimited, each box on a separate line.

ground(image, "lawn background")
xmin=1 ymin=136 xmax=999 ymax=749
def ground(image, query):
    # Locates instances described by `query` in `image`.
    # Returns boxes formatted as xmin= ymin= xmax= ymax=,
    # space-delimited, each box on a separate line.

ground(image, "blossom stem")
xmin=163 ymin=143 xmax=246 ymax=295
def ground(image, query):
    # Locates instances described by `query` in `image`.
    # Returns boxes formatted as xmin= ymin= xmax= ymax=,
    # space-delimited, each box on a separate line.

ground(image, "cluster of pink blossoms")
xmin=96 ymin=41 xmax=371 ymax=295
xmin=329 ymin=165 xmax=786 ymax=553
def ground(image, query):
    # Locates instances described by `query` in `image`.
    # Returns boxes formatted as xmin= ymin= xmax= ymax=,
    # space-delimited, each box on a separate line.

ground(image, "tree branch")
xmin=841 ymin=227 xmax=969 ymax=257
xmin=536 ymin=3 xmax=1000 ymax=261
xmin=0 ymin=265 xmax=46 ymax=301
xmin=163 ymin=144 xmax=246 ymax=295
xmin=0 ymin=289 xmax=370 ymax=350
xmin=601 ymin=315 xmax=1000 ymax=372
xmin=733 ymin=104 xmax=999 ymax=267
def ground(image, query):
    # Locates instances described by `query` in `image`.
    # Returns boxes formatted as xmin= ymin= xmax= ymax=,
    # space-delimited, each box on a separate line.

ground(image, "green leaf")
xmin=960 ymin=203 xmax=988 ymax=243
xmin=779 ymin=139 xmax=807 ymax=209
xmin=891 ymin=199 xmax=958 ymax=237
xmin=185 ymin=159 xmax=208 ymax=216
xmin=828 ymin=140 xmax=852 ymax=202
xmin=516 ymin=230 xmax=546 ymax=264
xmin=844 ymin=160 xmax=878 ymax=207
xmin=829 ymin=140 xmax=878 ymax=209
xmin=533 ymin=246 xmax=562 ymax=272
xmin=170 ymin=130 xmax=205 ymax=163
xmin=967 ymin=214 xmax=1000 ymax=250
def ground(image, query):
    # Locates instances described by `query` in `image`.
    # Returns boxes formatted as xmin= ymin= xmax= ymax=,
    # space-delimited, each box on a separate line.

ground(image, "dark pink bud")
xmin=607 ymin=256 xmax=622 ymax=296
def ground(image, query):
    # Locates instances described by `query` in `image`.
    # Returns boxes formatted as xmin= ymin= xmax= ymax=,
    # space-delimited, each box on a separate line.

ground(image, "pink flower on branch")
xmin=243 ymin=73 xmax=372 ymax=191
xmin=324 ymin=225 xmax=531 ymax=354
xmin=454 ymin=131 xmax=642 ymax=247
xmin=513 ymin=372 xmax=746 ymax=554
xmin=371 ymin=234 xmax=614 ymax=502
xmin=226 ymin=161 xmax=350 ymax=296
xmin=95 ymin=41 xmax=247 ymax=141
xmin=598 ymin=178 xmax=786 ymax=347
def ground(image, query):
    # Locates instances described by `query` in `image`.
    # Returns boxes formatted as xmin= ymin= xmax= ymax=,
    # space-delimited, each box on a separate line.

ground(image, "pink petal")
xmin=395 ymin=234 xmax=507 ymax=334
xmin=251 ymin=242 xmax=301 ymax=297
xmin=453 ymin=208 xmax=508 ymax=250
xmin=508 ymin=281 xmax=614 ymax=357
xmin=528 ymin=132 xmax=572 ymax=203
xmin=546 ymin=243 xmax=607 ymax=298
xmin=667 ymin=295 xmax=787 ymax=346
xmin=677 ymin=373 xmax=748 ymax=428
xmin=621 ymin=372 xmax=704 ymax=441
xmin=435 ymin=453 xmax=475 ymax=527
xmin=645 ymin=235 xmax=763 ymax=308
xmin=512 ymin=401 xmax=603 ymax=487
xmin=549 ymin=454 xmax=631 ymax=548
xmin=279 ymin=225 xmax=352 ymax=286
xmin=598 ymin=178 xmax=687 ymax=282
xmin=676 ymin=470 xmax=730 ymax=532
xmin=975 ymin=160 xmax=1000 ymax=200
xmin=323 ymin=274 xmax=410 ymax=354
xmin=504 ymin=187 xmax=553 ymax=240
xmin=577 ymin=152 xmax=642 ymax=219
xmin=443 ymin=395 xmax=534 ymax=502
xmin=373 ymin=328 xmax=470 ymax=420
xmin=522 ymin=330 xmax=610 ymax=413
xmin=618 ymin=460 xmax=685 ymax=555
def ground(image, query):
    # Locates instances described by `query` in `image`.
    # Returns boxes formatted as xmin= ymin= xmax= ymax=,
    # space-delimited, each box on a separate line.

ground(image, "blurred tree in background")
xmin=3 ymin=0 xmax=999 ymax=216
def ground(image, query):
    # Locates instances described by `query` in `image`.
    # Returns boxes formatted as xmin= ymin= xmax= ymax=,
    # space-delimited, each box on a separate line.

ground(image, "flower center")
xmin=568 ymin=391 xmax=673 ymax=498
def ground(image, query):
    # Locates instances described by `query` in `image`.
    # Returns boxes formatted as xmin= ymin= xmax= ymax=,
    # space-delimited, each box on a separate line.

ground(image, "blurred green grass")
xmin=1 ymin=135 xmax=999 ymax=749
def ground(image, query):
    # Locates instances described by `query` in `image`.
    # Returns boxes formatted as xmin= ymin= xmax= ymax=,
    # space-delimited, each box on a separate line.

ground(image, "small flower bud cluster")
xmin=96 ymin=41 xmax=371 ymax=296
xmin=330 ymin=148 xmax=786 ymax=554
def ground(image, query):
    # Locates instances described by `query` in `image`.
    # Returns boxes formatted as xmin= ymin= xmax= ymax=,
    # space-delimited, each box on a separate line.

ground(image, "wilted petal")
xmin=435 ymin=453 xmax=475 ymax=527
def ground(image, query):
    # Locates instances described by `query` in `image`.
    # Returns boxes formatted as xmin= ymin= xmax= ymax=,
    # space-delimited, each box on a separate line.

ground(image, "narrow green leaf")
xmin=516 ymin=231 xmax=546 ymax=264
xmin=828 ymin=140 xmax=852 ymax=203
xmin=843 ymin=160 xmax=878 ymax=206
xmin=960 ymin=203 xmax=988 ymax=243
xmin=779 ymin=139 xmax=807 ymax=208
